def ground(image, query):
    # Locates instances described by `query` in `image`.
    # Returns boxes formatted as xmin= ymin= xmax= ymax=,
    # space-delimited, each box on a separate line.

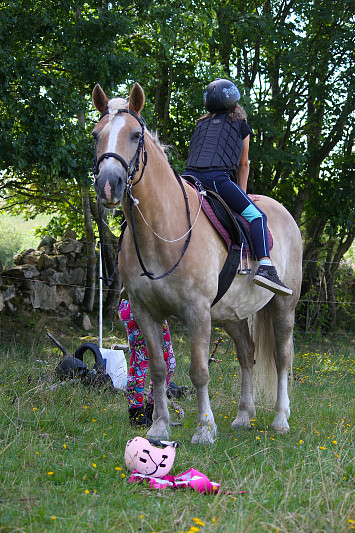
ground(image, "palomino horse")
xmin=92 ymin=82 xmax=303 ymax=444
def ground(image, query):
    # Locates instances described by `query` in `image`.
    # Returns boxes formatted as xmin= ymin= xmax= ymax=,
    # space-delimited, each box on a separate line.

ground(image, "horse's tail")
xmin=250 ymin=306 xmax=277 ymax=407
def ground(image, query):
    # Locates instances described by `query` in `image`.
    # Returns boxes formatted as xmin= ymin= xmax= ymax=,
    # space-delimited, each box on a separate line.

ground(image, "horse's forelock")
xmin=108 ymin=98 xmax=129 ymax=121
xmin=105 ymin=99 xmax=169 ymax=159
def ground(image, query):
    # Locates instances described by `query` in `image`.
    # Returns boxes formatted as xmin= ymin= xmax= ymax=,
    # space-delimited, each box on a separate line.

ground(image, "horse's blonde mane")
xmin=107 ymin=97 xmax=169 ymax=158
xmin=148 ymin=130 xmax=169 ymax=159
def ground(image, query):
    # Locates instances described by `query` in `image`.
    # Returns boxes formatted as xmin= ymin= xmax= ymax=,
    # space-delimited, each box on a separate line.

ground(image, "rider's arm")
xmin=237 ymin=135 xmax=250 ymax=193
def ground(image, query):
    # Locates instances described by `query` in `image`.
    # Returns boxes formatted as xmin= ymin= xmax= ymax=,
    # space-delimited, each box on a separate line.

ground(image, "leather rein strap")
xmin=129 ymin=168 xmax=192 ymax=280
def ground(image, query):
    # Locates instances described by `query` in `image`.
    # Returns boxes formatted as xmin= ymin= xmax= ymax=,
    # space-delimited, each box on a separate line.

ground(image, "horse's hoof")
xmin=146 ymin=421 xmax=169 ymax=441
xmin=271 ymin=424 xmax=290 ymax=434
xmin=231 ymin=421 xmax=252 ymax=430
xmin=271 ymin=417 xmax=290 ymax=434
xmin=191 ymin=424 xmax=217 ymax=445
xmin=231 ymin=412 xmax=253 ymax=430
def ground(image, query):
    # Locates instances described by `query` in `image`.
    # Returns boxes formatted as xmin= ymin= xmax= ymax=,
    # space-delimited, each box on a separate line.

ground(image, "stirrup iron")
xmin=237 ymin=243 xmax=251 ymax=275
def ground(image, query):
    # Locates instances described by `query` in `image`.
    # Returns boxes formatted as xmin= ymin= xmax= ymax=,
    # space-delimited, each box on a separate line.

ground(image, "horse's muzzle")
xmin=94 ymin=169 xmax=125 ymax=207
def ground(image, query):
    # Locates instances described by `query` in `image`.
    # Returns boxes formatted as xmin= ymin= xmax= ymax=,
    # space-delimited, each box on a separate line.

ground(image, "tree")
xmin=0 ymin=0 xmax=135 ymax=313
xmin=0 ymin=0 xmax=353 ymax=327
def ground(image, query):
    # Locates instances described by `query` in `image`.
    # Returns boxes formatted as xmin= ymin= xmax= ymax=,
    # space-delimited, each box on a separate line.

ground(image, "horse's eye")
xmin=92 ymin=130 xmax=99 ymax=140
xmin=131 ymin=131 xmax=141 ymax=142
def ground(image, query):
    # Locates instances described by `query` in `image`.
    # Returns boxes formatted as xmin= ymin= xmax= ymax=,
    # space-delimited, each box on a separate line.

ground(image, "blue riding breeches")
xmin=183 ymin=170 xmax=270 ymax=260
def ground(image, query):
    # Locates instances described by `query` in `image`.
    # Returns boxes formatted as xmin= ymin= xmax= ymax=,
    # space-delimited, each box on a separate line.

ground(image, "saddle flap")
xmin=183 ymin=174 xmax=256 ymax=257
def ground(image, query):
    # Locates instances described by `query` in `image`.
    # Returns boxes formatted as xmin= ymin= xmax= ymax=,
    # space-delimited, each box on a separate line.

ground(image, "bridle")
xmin=93 ymin=107 xmax=148 ymax=188
xmin=93 ymin=107 xmax=192 ymax=283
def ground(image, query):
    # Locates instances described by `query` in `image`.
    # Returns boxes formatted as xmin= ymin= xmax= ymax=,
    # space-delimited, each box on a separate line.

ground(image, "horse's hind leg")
xmin=224 ymin=319 xmax=256 ymax=429
xmin=187 ymin=308 xmax=217 ymax=444
xmin=269 ymin=295 xmax=296 ymax=433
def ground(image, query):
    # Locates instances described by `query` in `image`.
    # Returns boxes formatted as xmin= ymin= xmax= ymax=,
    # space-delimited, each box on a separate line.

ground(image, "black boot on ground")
xmin=144 ymin=402 xmax=154 ymax=422
xmin=128 ymin=405 xmax=152 ymax=427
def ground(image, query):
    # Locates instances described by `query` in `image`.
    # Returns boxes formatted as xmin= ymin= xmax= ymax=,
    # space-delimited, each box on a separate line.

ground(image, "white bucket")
xmin=100 ymin=348 xmax=127 ymax=390
xmin=98 ymin=244 xmax=128 ymax=390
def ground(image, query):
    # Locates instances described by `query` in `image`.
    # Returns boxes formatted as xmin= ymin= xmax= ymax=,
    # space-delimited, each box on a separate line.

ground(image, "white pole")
xmin=99 ymin=242 xmax=103 ymax=349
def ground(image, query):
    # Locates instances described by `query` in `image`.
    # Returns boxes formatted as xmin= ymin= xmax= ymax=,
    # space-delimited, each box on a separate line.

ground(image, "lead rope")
xmin=133 ymin=193 xmax=203 ymax=243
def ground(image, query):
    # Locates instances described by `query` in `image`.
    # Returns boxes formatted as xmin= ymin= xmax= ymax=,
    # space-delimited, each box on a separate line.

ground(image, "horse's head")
xmin=92 ymin=83 xmax=146 ymax=207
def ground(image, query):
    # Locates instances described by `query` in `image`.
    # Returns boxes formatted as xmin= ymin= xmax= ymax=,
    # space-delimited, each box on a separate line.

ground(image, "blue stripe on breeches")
xmin=182 ymin=169 xmax=270 ymax=260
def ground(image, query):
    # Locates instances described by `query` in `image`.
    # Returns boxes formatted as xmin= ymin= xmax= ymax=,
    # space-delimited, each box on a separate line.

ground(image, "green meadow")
xmin=0 ymin=213 xmax=51 ymax=268
xmin=0 ymin=323 xmax=353 ymax=533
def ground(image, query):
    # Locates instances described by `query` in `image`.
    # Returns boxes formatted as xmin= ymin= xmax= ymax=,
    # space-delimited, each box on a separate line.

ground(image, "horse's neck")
xmin=123 ymin=136 xmax=184 ymax=234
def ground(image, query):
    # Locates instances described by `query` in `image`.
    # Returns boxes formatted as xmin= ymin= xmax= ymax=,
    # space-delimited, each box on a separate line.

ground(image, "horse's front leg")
xmin=188 ymin=309 xmax=217 ymax=445
xmin=145 ymin=330 xmax=170 ymax=441
xmin=224 ymin=319 xmax=256 ymax=429
xmin=130 ymin=307 xmax=170 ymax=440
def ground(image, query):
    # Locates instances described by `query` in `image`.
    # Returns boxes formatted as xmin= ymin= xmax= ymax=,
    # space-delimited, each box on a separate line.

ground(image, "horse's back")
xmin=257 ymin=195 xmax=301 ymax=244
xmin=211 ymin=195 xmax=302 ymax=321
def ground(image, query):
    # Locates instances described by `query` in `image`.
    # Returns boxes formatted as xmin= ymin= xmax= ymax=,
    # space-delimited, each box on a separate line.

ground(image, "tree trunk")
xmin=82 ymin=188 xmax=97 ymax=312
xmin=90 ymin=197 xmax=121 ymax=319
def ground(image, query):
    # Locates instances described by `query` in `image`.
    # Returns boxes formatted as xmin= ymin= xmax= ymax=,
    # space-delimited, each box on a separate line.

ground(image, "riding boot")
xmin=144 ymin=402 xmax=154 ymax=422
xmin=128 ymin=405 xmax=152 ymax=427
xmin=253 ymin=265 xmax=293 ymax=295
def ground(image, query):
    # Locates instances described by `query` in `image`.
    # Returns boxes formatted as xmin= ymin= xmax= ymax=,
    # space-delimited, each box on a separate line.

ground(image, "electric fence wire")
xmin=0 ymin=228 xmax=353 ymax=267
xmin=0 ymin=229 xmax=353 ymax=336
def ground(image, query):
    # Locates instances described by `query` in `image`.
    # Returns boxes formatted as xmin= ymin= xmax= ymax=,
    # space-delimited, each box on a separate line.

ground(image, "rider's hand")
xmin=248 ymin=194 xmax=262 ymax=202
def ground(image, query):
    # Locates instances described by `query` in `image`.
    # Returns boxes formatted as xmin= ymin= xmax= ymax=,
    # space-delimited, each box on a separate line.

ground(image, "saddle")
xmin=182 ymin=174 xmax=273 ymax=306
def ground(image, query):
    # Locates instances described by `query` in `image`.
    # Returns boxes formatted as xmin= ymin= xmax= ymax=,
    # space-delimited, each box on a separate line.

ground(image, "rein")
xmin=128 ymin=169 xmax=192 ymax=280
xmin=94 ymin=108 xmax=192 ymax=283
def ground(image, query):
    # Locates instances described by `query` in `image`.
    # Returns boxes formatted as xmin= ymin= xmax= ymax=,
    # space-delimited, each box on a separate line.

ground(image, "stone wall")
xmin=0 ymin=229 xmax=95 ymax=316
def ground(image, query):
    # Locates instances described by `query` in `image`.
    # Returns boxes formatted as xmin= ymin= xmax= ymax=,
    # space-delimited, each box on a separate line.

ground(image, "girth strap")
xmin=211 ymin=246 xmax=240 ymax=306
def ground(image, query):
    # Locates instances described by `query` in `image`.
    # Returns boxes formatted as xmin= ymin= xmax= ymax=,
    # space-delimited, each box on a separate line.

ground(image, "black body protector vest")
xmin=186 ymin=114 xmax=245 ymax=178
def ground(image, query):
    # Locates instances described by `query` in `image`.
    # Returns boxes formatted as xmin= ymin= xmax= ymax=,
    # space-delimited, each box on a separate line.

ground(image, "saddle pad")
xmin=201 ymin=195 xmax=273 ymax=256
xmin=201 ymin=196 xmax=233 ymax=252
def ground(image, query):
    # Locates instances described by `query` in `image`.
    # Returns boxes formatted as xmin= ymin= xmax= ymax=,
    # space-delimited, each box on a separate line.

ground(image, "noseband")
xmin=93 ymin=108 xmax=148 ymax=187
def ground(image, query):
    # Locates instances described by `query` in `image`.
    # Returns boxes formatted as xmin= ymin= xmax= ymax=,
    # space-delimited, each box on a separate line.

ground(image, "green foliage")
xmin=0 ymin=0 xmax=354 ymax=328
xmin=0 ymin=0 xmax=134 ymax=230
xmin=333 ymin=260 xmax=355 ymax=330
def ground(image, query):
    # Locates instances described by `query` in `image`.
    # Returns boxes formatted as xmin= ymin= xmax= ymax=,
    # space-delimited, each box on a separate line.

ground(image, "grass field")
xmin=0 ymin=321 xmax=353 ymax=533
xmin=0 ymin=213 xmax=51 ymax=268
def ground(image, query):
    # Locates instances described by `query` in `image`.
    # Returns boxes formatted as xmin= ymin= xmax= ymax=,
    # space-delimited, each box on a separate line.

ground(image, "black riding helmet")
xmin=203 ymin=78 xmax=241 ymax=113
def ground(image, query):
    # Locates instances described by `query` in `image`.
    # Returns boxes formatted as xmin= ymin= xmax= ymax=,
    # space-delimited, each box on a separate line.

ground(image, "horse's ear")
xmin=92 ymin=84 xmax=109 ymax=115
xmin=129 ymin=83 xmax=145 ymax=115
